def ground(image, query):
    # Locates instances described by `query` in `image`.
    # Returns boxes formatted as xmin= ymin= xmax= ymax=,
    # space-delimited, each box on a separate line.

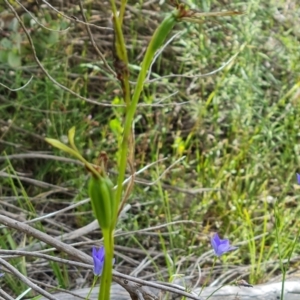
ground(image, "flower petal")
xmin=92 ymin=246 xmax=105 ymax=276
xmin=297 ymin=173 xmax=300 ymax=185
xmin=211 ymin=233 xmax=220 ymax=255
xmin=211 ymin=233 xmax=238 ymax=257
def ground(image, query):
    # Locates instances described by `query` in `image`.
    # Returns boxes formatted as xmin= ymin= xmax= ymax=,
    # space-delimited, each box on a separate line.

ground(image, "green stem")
xmin=109 ymin=0 xmax=128 ymax=66
xmin=86 ymin=276 xmax=99 ymax=300
xmin=119 ymin=0 xmax=128 ymax=26
xmin=99 ymin=229 xmax=114 ymax=300
xmin=274 ymin=203 xmax=284 ymax=300
xmin=112 ymin=9 xmax=179 ymax=228
xmin=109 ymin=0 xmax=131 ymax=110
xmin=199 ymin=256 xmax=217 ymax=296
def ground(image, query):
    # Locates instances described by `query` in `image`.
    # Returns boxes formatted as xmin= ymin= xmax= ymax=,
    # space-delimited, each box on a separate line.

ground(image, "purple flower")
xmin=92 ymin=246 xmax=115 ymax=276
xmin=211 ymin=233 xmax=238 ymax=257
xmin=92 ymin=246 xmax=105 ymax=276
xmin=297 ymin=173 xmax=300 ymax=185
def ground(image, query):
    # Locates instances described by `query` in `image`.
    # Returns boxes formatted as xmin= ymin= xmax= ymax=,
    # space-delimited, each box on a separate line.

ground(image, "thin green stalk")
xmin=109 ymin=1 xmax=128 ymax=64
xmin=109 ymin=0 xmax=131 ymax=108
xmin=199 ymin=256 xmax=217 ymax=296
xmin=158 ymin=233 xmax=174 ymax=276
xmin=119 ymin=0 xmax=128 ymax=25
xmin=277 ymin=214 xmax=300 ymax=300
xmin=123 ymin=74 xmax=131 ymax=108
xmin=157 ymin=180 xmax=176 ymax=273
xmin=99 ymin=229 xmax=114 ymax=300
xmin=112 ymin=10 xmax=179 ymax=229
xmin=244 ymin=209 xmax=256 ymax=282
xmin=274 ymin=203 xmax=284 ymax=300
xmin=257 ymin=197 xmax=267 ymax=276
xmin=86 ymin=276 xmax=99 ymax=300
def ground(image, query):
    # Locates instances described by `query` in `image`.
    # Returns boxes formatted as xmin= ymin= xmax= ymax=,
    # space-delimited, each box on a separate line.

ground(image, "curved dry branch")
xmin=146 ymin=31 xmax=183 ymax=82
xmin=0 ymin=76 xmax=33 ymax=91
xmin=146 ymin=50 xmax=241 ymax=84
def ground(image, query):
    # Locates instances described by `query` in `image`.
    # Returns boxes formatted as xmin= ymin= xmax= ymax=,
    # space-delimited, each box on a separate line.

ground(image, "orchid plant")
xmin=45 ymin=1 xmax=243 ymax=300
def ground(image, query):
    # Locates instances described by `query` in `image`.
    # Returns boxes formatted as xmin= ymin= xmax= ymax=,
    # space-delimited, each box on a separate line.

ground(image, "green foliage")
xmin=0 ymin=11 xmax=67 ymax=68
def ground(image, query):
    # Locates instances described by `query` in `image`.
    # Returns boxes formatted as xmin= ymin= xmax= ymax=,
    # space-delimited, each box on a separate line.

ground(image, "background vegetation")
xmin=0 ymin=0 xmax=300 ymax=297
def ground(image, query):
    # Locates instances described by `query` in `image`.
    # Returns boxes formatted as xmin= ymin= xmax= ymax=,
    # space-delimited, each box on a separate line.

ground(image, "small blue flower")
xmin=297 ymin=173 xmax=300 ymax=185
xmin=211 ymin=233 xmax=238 ymax=257
xmin=92 ymin=246 xmax=115 ymax=276
xmin=92 ymin=246 xmax=105 ymax=276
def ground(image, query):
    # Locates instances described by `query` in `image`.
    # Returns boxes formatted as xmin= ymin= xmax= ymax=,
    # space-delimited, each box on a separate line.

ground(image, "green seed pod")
xmin=149 ymin=11 xmax=178 ymax=55
xmin=137 ymin=9 xmax=179 ymax=86
xmin=88 ymin=175 xmax=112 ymax=230
xmin=103 ymin=176 xmax=116 ymax=219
